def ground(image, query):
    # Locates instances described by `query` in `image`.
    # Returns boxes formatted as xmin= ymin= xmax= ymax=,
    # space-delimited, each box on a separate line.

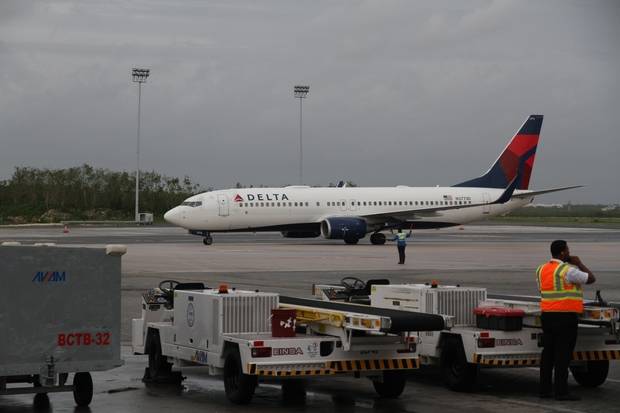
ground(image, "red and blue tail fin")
xmin=454 ymin=115 xmax=542 ymax=190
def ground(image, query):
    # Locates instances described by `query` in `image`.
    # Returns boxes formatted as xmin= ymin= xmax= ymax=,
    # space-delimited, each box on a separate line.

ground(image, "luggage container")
xmin=0 ymin=243 xmax=126 ymax=407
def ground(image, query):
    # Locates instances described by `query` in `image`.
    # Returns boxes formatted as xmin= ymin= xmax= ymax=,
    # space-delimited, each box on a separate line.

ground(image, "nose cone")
xmin=164 ymin=207 xmax=181 ymax=226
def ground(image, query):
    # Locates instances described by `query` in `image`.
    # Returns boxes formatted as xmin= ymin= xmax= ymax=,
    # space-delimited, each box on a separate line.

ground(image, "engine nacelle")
xmin=281 ymin=231 xmax=321 ymax=238
xmin=321 ymin=217 xmax=367 ymax=240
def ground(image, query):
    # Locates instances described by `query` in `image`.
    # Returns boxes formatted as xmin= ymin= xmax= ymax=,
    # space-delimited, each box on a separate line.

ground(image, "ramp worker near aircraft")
xmin=537 ymin=240 xmax=596 ymax=401
xmin=391 ymin=228 xmax=412 ymax=264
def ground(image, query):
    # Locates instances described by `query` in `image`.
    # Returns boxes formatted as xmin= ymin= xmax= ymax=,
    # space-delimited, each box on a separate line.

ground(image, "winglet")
xmin=511 ymin=185 xmax=583 ymax=199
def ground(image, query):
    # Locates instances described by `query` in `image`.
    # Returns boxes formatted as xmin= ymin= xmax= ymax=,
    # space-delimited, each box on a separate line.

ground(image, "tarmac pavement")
xmin=1 ymin=225 xmax=619 ymax=412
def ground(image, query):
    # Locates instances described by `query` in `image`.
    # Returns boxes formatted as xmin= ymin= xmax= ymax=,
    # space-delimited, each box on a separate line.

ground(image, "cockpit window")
xmin=181 ymin=201 xmax=202 ymax=207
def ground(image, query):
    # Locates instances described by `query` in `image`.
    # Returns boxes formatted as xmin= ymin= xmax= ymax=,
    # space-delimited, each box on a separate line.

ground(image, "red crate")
xmin=271 ymin=309 xmax=297 ymax=337
xmin=473 ymin=307 xmax=525 ymax=331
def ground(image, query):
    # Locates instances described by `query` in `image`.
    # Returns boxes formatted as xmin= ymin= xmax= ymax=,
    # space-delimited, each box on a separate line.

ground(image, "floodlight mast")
xmin=293 ymin=85 xmax=309 ymax=185
xmin=132 ymin=68 xmax=150 ymax=223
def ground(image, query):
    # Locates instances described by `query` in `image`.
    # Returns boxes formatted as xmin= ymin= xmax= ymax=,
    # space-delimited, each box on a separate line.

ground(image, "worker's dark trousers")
xmin=397 ymin=245 xmax=406 ymax=264
xmin=540 ymin=312 xmax=578 ymax=396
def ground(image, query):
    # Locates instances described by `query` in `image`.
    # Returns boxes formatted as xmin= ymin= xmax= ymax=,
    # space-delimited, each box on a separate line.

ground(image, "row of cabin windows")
xmin=239 ymin=199 xmax=473 ymax=208
xmin=240 ymin=202 xmax=311 ymax=208
xmin=326 ymin=200 xmax=472 ymax=207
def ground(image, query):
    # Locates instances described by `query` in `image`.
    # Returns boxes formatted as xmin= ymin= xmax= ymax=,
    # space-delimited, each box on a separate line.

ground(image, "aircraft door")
xmin=349 ymin=199 xmax=358 ymax=211
xmin=339 ymin=199 xmax=347 ymax=212
xmin=482 ymin=193 xmax=490 ymax=214
xmin=217 ymin=194 xmax=230 ymax=217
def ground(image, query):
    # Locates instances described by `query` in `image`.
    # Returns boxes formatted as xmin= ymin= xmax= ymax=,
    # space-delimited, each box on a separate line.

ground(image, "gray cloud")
xmin=1 ymin=0 xmax=618 ymax=203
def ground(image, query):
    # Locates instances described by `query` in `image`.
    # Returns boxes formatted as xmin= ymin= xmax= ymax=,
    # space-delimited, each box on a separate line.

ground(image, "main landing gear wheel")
xmin=570 ymin=360 xmax=609 ymax=387
xmin=203 ymin=235 xmax=213 ymax=245
xmin=344 ymin=237 xmax=359 ymax=245
xmin=73 ymin=372 xmax=93 ymax=407
xmin=370 ymin=233 xmax=386 ymax=245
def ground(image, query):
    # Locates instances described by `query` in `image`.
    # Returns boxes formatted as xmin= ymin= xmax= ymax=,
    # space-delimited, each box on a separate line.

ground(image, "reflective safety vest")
xmin=536 ymin=260 xmax=583 ymax=313
xmin=396 ymin=233 xmax=408 ymax=245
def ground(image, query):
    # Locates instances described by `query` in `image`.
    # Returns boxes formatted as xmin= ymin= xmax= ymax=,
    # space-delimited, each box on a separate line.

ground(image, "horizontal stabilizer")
xmin=512 ymin=185 xmax=583 ymax=198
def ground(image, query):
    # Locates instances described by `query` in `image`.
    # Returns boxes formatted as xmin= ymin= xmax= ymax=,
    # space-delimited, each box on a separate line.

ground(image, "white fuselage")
xmin=164 ymin=185 xmax=534 ymax=233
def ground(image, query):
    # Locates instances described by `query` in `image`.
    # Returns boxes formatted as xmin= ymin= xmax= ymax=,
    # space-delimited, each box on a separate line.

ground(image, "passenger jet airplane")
xmin=164 ymin=115 xmax=579 ymax=245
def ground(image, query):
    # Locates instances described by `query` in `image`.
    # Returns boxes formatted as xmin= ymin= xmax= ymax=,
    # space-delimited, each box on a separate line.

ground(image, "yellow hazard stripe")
xmin=473 ymin=349 xmax=620 ymax=366
xmin=572 ymin=350 xmax=620 ymax=361
xmin=248 ymin=358 xmax=419 ymax=376
xmin=327 ymin=358 xmax=419 ymax=372
xmin=248 ymin=366 xmax=334 ymax=377
xmin=473 ymin=354 xmax=539 ymax=367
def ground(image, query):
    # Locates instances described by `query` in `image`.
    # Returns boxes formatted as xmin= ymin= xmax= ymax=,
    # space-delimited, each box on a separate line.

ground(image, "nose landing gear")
xmin=189 ymin=230 xmax=214 ymax=245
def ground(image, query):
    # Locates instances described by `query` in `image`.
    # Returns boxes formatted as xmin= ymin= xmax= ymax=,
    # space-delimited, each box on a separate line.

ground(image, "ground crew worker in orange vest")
xmin=537 ymin=240 xmax=595 ymax=401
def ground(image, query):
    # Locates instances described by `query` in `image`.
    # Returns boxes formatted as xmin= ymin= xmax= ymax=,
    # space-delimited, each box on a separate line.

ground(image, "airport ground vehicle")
xmin=314 ymin=278 xmax=620 ymax=391
xmin=0 ymin=243 xmax=126 ymax=407
xmin=131 ymin=281 xmax=448 ymax=404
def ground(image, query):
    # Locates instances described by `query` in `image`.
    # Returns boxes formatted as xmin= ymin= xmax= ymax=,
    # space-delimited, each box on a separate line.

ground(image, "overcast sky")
xmin=1 ymin=0 xmax=618 ymax=203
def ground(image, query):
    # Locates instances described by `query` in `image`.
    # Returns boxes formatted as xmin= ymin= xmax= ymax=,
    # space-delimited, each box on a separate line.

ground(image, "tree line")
xmin=0 ymin=165 xmax=203 ymax=223
xmin=506 ymin=204 xmax=620 ymax=218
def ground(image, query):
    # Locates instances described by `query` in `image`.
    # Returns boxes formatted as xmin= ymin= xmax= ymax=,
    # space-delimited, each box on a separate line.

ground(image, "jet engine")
xmin=321 ymin=217 xmax=367 ymax=240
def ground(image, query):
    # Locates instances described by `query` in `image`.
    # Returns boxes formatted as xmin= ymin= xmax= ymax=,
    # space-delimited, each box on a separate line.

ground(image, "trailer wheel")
xmin=282 ymin=379 xmax=307 ymax=404
xmin=73 ymin=372 xmax=93 ymax=407
xmin=570 ymin=360 xmax=609 ymax=388
xmin=441 ymin=337 xmax=478 ymax=391
xmin=33 ymin=392 xmax=50 ymax=409
xmin=372 ymin=370 xmax=406 ymax=398
xmin=223 ymin=348 xmax=257 ymax=404
xmin=148 ymin=331 xmax=172 ymax=379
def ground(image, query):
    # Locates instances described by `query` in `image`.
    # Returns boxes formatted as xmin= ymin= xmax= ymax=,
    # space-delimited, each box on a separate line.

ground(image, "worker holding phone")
xmin=536 ymin=240 xmax=596 ymax=401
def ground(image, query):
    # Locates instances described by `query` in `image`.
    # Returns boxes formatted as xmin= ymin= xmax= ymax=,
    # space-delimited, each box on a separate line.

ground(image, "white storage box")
xmin=371 ymin=284 xmax=486 ymax=326
xmin=0 ymin=244 xmax=124 ymax=378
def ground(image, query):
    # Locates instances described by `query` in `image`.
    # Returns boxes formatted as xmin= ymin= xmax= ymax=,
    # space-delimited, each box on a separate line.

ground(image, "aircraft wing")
xmin=511 ymin=185 xmax=583 ymax=198
xmin=360 ymin=175 xmax=520 ymax=222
